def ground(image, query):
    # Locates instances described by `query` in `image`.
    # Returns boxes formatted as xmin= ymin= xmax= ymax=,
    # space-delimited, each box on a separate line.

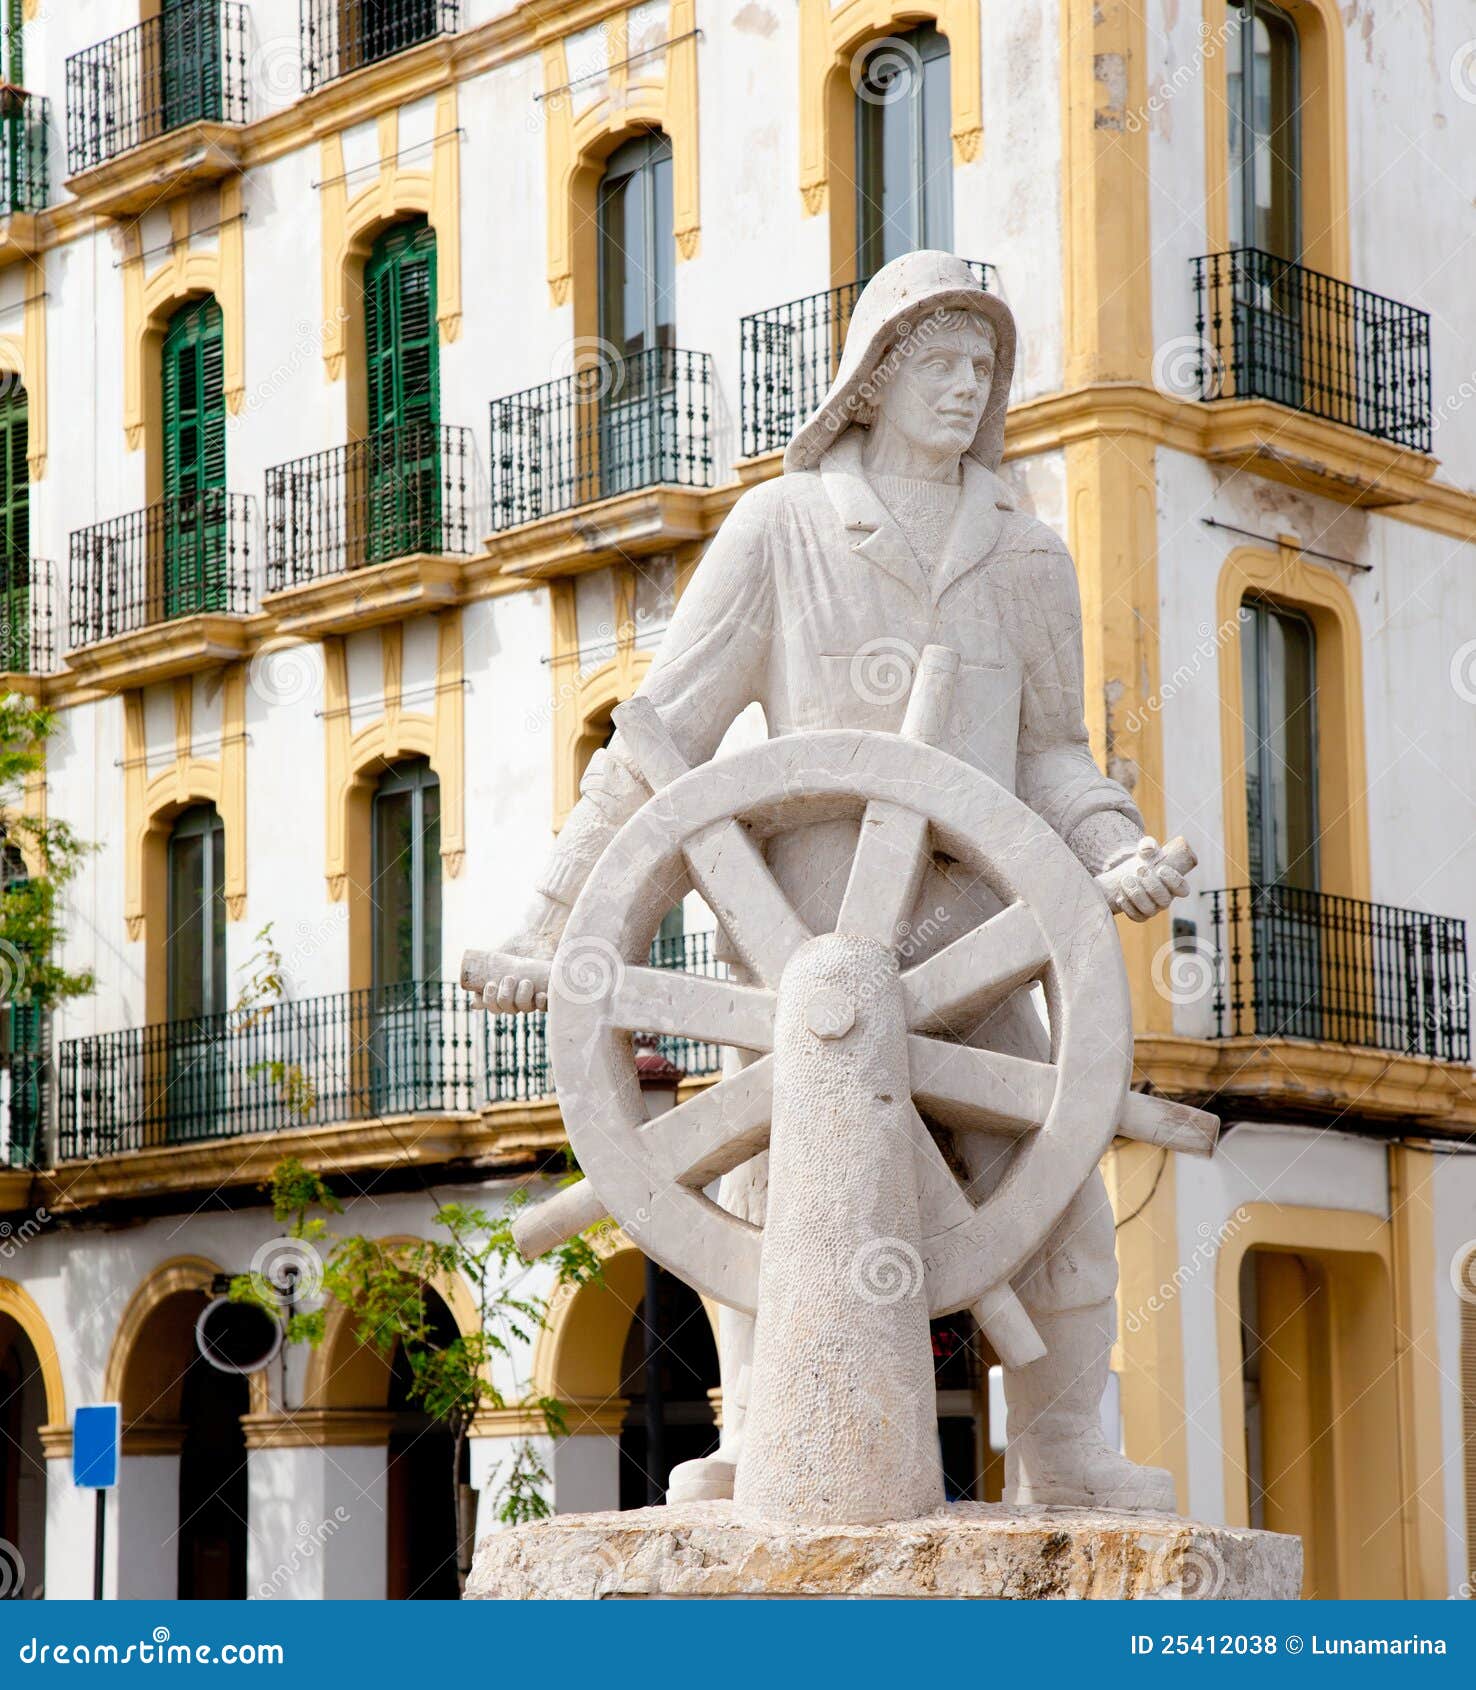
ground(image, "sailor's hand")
xmin=461 ymin=895 xmax=565 ymax=1013
xmin=1098 ymin=836 xmax=1192 ymax=921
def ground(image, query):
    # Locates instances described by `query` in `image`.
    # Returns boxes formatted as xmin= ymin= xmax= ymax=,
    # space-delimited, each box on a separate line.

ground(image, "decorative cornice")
xmin=241 ymin=1410 xmax=398 ymax=1450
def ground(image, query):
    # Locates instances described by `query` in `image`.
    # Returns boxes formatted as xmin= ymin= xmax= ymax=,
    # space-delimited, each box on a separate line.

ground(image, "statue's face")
xmin=872 ymin=316 xmax=996 ymax=459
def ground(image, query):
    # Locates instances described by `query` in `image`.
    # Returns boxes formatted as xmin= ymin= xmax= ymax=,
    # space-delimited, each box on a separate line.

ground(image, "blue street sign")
xmin=72 ymin=1403 xmax=120 ymax=1490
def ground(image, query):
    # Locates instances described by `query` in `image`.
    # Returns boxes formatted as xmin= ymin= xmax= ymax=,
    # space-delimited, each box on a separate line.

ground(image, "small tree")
xmin=0 ymin=697 xmax=94 ymax=1010
xmin=232 ymin=1157 xmax=605 ymax=1590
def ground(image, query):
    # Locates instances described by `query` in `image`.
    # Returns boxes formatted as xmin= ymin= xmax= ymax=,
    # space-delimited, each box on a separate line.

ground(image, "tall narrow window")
xmin=597 ymin=134 xmax=676 ymax=495
xmin=161 ymin=295 xmax=227 ymax=617
xmin=0 ymin=843 xmax=40 ymax=1169
xmin=1241 ymin=598 xmax=1320 ymax=1040
xmin=370 ymin=759 xmax=442 ymax=1113
xmin=364 ymin=219 xmax=440 ymax=562
xmin=167 ymin=805 xmax=226 ymax=1023
xmin=856 ymin=25 xmax=953 ymax=279
xmin=1227 ymin=2 xmax=1301 ymax=260
xmin=1241 ymin=599 xmax=1318 ymax=889
xmin=0 ymin=379 xmax=29 ymax=673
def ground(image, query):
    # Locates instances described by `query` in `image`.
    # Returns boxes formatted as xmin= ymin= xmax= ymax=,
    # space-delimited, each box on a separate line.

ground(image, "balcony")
xmin=1191 ymin=250 xmax=1432 ymax=455
xmin=0 ymin=558 xmax=55 ymax=682
xmin=55 ymin=937 xmax=726 ymax=1173
xmin=63 ymin=2 xmax=249 ymax=208
xmin=1206 ymin=885 xmax=1470 ymax=1063
xmin=263 ymin=423 xmax=473 ymax=635
xmin=486 ymin=347 xmax=714 ymax=576
xmin=0 ymin=91 xmax=49 ymax=259
xmin=740 ymin=261 xmax=996 ymax=462
xmin=301 ymin=0 xmax=460 ymax=93
xmin=66 ymin=491 xmax=255 ymax=688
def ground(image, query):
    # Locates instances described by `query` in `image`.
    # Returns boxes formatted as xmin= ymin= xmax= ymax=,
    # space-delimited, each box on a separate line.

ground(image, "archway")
xmin=105 ymin=1258 xmax=256 ymax=1600
xmin=616 ymin=1262 xmax=719 ymax=1509
xmin=0 ymin=1316 xmax=47 ymax=1597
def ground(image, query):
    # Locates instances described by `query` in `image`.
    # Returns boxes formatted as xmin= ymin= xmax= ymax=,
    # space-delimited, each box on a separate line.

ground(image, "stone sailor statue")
xmin=487 ymin=251 xmax=1191 ymax=1513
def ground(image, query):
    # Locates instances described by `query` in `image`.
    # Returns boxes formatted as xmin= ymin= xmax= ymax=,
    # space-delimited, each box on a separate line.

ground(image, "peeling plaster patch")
xmin=1094 ymin=53 xmax=1128 ymax=129
xmin=732 ymin=2 xmax=778 ymax=37
xmin=1104 ymin=679 xmax=1140 ymax=793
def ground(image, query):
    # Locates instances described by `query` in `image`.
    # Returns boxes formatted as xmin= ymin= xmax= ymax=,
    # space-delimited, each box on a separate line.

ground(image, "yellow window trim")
xmin=319 ymin=88 xmax=463 ymax=394
xmin=797 ymin=0 xmax=982 ymax=229
xmin=1214 ymin=542 xmax=1370 ymax=900
xmin=541 ymin=0 xmax=700 ymax=307
xmin=124 ymin=668 xmax=248 ymax=1021
xmin=321 ymin=613 xmax=466 ymax=989
xmin=0 ymin=261 xmax=47 ymax=482
xmin=121 ymin=183 xmax=246 ymax=479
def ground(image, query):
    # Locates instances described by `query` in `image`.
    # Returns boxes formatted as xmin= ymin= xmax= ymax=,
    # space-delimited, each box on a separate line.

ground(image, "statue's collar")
xmin=816 ymin=434 xmax=1015 ymax=604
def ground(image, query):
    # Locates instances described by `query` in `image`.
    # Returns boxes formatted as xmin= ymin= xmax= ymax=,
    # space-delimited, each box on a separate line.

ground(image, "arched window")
xmin=161 ymin=296 xmax=227 ymax=617
xmin=598 ymin=133 xmax=675 ymax=366
xmin=1240 ymin=597 xmax=1318 ymax=892
xmin=0 ymin=376 xmax=29 ymax=674
xmin=856 ymin=24 xmax=953 ymax=278
xmin=167 ymin=805 xmax=226 ymax=1023
xmin=371 ymin=759 xmax=441 ymax=989
xmin=1227 ymin=1 xmax=1301 ymax=260
xmin=363 ymin=219 xmax=440 ymax=561
xmin=0 ymin=842 xmax=41 ymax=1171
xmin=370 ymin=759 xmax=442 ymax=1113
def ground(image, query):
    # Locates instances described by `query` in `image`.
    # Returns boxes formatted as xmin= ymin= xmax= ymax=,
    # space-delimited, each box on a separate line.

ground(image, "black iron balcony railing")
xmin=1207 ymin=885 xmax=1470 ymax=1062
xmin=739 ymin=261 xmax=996 ymax=460
xmin=1191 ymin=249 xmax=1432 ymax=452
xmin=489 ymin=347 xmax=714 ymax=532
xmin=301 ymin=0 xmax=460 ymax=93
xmin=265 ymin=423 xmax=473 ymax=589
xmin=0 ymin=558 xmax=55 ymax=676
xmin=56 ymin=939 xmax=729 ymax=1159
xmin=69 ymin=492 xmax=254 ymax=650
xmin=2 ymin=1021 xmax=47 ymax=1171
xmin=0 ymin=93 xmax=49 ymax=214
xmin=487 ymin=930 xmax=727 ymax=1102
xmin=57 ymin=980 xmax=482 ymax=1161
xmin=65 ymin=1 xmax=249 ymax=177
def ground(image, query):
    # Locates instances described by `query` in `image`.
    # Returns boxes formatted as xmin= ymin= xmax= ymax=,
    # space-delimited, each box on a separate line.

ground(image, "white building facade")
xmin=0 ymin=0 xmax=1471 ymax=1600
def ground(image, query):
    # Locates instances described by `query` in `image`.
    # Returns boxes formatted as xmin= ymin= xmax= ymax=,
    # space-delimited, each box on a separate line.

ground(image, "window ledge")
xmin=62 ymin=122 xmax=246 ymax=218
xmin=262 ymin=552 xmax=466 ymax=640
xmin=63 ymin=612 xmax=259 ymax=693
xmin=477 ymin=485 xmax=717 ymax=582
xmin=1133 ymin=1032 xmax=1476 ymax=1132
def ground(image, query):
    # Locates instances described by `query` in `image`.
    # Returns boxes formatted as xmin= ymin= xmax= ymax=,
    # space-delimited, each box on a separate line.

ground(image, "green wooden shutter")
xmin=162 ymin=296 xmax=226 ymax=618
xmin=0 ymin=382 xmax=29 ymax=672
xmin=364 ymin=220 xmax=440 ymax=563
xmin=161 ymin=0 xmax=223 ymax=134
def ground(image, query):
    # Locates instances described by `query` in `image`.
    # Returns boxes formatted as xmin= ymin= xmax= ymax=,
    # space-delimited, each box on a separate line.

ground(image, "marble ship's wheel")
xmin=487 ymin=647 xmax=1213 ymax=1368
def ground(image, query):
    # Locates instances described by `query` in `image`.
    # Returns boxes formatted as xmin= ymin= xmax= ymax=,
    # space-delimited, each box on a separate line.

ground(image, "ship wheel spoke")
xmin=641 ymin=1056 xmax=775 ymax=1189
xmin=834 ymin=799 xmax=932 ymax=948
xmin=907 ymin=1035 xmax=1056 ymax=1136
xmin=901 ymin=903 xmax=1051 ymax=1036
xmin=608 ymin=967 xmax=776 ymax=1053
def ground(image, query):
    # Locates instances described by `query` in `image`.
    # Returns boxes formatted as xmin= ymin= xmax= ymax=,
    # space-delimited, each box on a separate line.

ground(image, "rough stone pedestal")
xmin=465 ymin=1502 xmax=1302 ymax=1600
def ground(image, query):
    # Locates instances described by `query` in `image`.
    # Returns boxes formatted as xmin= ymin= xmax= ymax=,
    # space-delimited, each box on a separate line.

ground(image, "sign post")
xmin=72 ymin=1403 xmax=120 ymax=1601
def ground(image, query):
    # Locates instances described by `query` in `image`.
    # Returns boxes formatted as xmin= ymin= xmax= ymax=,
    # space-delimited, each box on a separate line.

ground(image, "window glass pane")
xmin=169 ymin=832 xmax=206 ymax=1021
xmin=209 ymin=821 xmax=226 ymax=1016
xmin=856 ymin=53 xmax=916 ymax=275
xmin=1265 ymin=609 xmax=1317 ymax=885
xmin=420 ymin=780 xmax=442 ymax=981
xmin=920 ymin=39 xmax=953 ymax=251
xmin=1228 ymin=4 xmax=1300 ymax=257
xmin=373 ymin=786 xmax=416 ymax=987
xmin=651 ymin=152 xmax=675 ymax=349
xmin=600 ymin=169 xmax=646 ymax=361
xmin=1242 ymin=601 xmax=1318 ymax=887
